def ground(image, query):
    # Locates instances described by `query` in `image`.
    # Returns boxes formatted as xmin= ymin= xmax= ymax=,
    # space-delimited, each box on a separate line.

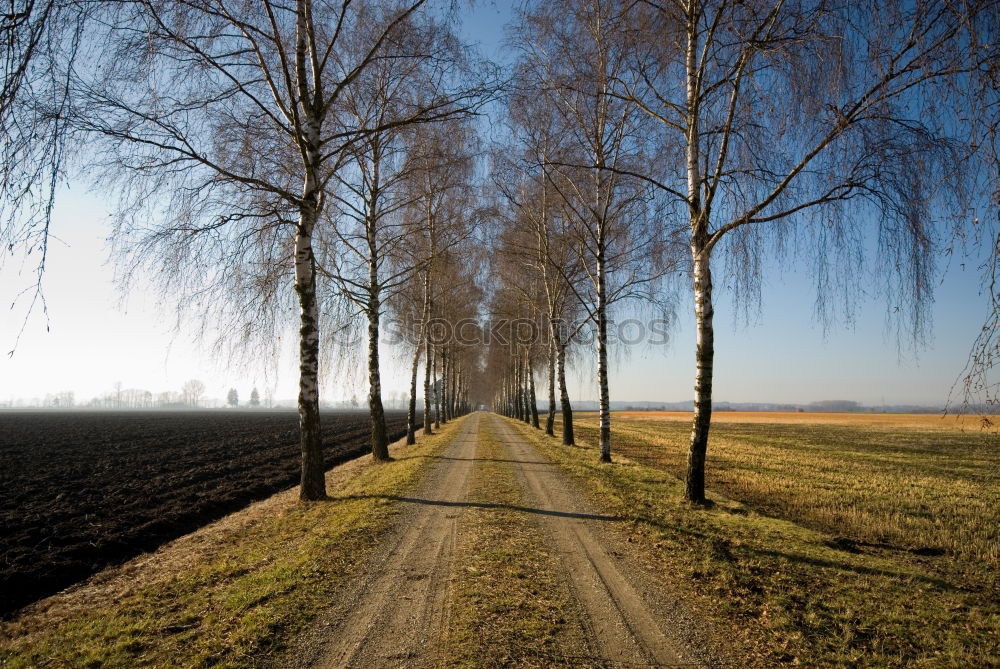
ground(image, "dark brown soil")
xmin=0 ymin=410 xmax=412 ymax=618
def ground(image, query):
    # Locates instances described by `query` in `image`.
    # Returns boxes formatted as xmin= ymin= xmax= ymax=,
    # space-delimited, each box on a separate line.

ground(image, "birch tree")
xmin=432 ymin=244 xmax=485 ymax=418
xmin=614 ymin=0 xmax=998 ymax=502
xmin=512 ymin=0 xmax=673 ymax=462
xmin=318 ymin=26 xmax=481 ymax=460
xmin=393 ymin=121 xmax=478 ymax=440
xmin=493 ymin=167 xmax=585 ymax=441
xmin=1 ymin=0 xmax=91 ymax=346
xmin=488 ymin=241 xmax=546 ymax=428
xmin=181 ymin=379 xmax=206 ymax=408
xmin=495 ymin=89 xmax=592 ymax=443
xmin=390 ymin=263 xmax=428 ymax=444
xmin=60 ymin=0 xmax=489 ymax=500
xmin=952 ymin=53 xmax=1000 ymax=424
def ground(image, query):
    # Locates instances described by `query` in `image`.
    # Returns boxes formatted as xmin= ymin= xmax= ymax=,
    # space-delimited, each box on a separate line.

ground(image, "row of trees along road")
xmin=3 ymin=1 xmax=997 ymax=505
xmin=488 ymin=0 xmax=997 ymax=504
xmin=1 ymin=0 xmax=495 ymax=501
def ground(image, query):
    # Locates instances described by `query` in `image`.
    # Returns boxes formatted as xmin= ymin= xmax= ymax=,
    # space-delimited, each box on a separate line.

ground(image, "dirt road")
xmin=490 ymin=415 xmax=692 ymax=667
xmin=294 ymin=412 xmax=702 ymax=668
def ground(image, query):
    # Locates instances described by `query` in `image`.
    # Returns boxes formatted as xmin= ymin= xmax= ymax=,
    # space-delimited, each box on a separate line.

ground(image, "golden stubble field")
xmin=573 ymin=410 xmax=998 ymax=560
xmin=557 ymin=409 xmax=999 ymax=666
xmin=604 ymin=410 xmax=988 ymax=431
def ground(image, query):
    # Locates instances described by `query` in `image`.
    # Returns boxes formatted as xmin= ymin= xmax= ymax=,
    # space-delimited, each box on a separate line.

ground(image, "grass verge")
xmin=0 ymin=418 xmax=467 ymax=669
xmin=442 ymin=418 xmax=589 ymax=667
xmin=509 ymin=416 xmax=1000 ymax=668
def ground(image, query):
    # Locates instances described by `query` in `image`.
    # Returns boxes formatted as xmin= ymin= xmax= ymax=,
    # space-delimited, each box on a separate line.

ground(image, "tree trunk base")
xmin=299 ymin=476 xmax=328 ymax=502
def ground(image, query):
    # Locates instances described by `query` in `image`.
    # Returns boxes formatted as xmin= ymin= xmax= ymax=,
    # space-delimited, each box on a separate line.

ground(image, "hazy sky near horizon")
xmin=0 ymin=1 xmax=990 ymax=407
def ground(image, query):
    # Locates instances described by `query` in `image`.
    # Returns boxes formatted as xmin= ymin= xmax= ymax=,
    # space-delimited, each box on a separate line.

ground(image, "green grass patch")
xmin=514 ymin=417 xmax=1000 ymax=668
xmin=442 ymin=419 xmax=588 ymax=667
xmin=0 ymin=419 xmax=468 ymax=669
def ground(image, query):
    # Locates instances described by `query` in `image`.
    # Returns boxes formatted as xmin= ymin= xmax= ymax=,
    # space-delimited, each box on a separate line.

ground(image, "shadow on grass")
xmin=622 ymin=511 xmax=964 ymax=593
xmin=745 ymin=545 xmax=962 ymax=592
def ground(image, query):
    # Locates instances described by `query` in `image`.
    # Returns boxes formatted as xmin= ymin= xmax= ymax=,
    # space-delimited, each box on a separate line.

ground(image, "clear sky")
xmin=0 ymin=2 xmax=989 ymax=408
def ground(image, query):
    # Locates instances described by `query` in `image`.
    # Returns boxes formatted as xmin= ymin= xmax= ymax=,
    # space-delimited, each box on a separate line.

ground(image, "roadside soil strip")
xmin=489 ymin=413 xmax=697 ymax=668
xmin=306 ymin=414 xmax=482 ymax=668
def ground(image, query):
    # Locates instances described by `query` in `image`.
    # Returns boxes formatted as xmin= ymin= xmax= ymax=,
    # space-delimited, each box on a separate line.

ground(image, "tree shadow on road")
xmin=416 ymin=454 xmax=551 ymax=465
xmin=338 ymin=494 xmax=622 ymax=522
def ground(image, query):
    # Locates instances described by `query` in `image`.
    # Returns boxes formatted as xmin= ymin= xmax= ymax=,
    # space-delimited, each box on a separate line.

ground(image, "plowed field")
xmin=0 ymin=410 xmax=411 ymax=617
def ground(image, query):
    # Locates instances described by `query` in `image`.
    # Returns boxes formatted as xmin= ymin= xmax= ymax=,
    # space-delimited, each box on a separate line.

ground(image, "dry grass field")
xmin=532 ymin=411 xmax=1000 ymax=666
xmin=577 ymin=412 xmax=997 ymax=562
xmin=608 ymin=410 xmax=988 ymax=431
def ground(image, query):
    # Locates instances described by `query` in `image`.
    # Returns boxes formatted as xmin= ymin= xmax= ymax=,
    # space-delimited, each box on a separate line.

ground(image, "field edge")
xmin=0 ymin=416 xmax=468 ymax=669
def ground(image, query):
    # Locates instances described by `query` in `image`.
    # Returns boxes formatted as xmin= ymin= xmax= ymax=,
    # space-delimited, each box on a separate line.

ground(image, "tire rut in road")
xmin=489 ymin=413 xmax=697 ymax=668
xmin=312 ymin=414 xmax=481 ymax=668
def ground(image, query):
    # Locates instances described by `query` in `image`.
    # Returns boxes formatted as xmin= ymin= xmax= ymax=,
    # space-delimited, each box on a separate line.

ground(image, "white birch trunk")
xmin=546 ymin=335 xmax=556 ymax=436
xmin=684 ymin=6 xmax=712 ymax=503
xmin=557 ymin=340 xmax=574 ymax=445
xmin=432 ymin=345 xmax=441 ymax=429
xmin=407 ymin=271 xmax=429 ymax=445
xmin=367 ymin=298 xmax=390 ymax=460
xmin=596 ymin=230 xmax=612 ymax=463
xmin=294 ymin=0 xmax=326 ymax=501
xmin=688 ymin=241 xmax=713 ymax=502
xmin=294 ymin=208 xmax=326 ymax=500
xmin=406 ymin=339 xmax=421 ymax=445
xmin=424 ymin=330 xmax=433 ymax=434
xmin=527 ymin=353 xmax=539 ymax=428
xmin=366 ymin=147 xmax=390 ymax=460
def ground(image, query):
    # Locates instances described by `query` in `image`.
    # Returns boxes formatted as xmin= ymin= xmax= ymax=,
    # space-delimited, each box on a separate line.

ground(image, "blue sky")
xmin=0 ymin=1 xmax=989 ymax=407
xmin=0 ymin=181 xmax=985 ymax=407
